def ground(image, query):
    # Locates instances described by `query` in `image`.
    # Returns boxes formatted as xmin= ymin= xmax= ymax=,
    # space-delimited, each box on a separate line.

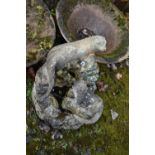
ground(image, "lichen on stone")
xmin=26 ymin=0 xmax=56 ymax=67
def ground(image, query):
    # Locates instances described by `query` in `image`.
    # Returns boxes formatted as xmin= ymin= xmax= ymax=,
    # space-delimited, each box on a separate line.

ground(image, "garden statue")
xmin=32 ymin=36 xmax=106 ymax=129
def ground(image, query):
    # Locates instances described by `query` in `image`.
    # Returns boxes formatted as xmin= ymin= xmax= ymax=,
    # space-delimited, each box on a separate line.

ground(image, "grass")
xmin=26 ymin=62 xmax=129 ymax=155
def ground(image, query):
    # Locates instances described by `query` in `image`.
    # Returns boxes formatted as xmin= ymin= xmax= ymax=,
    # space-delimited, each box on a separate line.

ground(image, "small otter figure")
xmin=32 ymin=36 xmax=106 ymax=129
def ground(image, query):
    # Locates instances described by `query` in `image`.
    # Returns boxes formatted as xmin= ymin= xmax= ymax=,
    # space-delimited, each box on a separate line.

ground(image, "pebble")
xmin=85 ymin=148 xmax=91 ymax=155
xmin=26 ymin=110 xmax=30 ymax=116
xmin=103 ymin=84 xmax=109 ymax=91
xmin=111 ymin=63 xmax=117 ymax=71
xmin=125 ymin=59 xmax=129 ymax=67
xmin=113 ymin=92 xmax=116 ymax=96
xmin=96 ymin=81 xmax=109 ymax=92
xmin=111 ymin=109 xmax=119 ymax=120
xmin=39 ymin=122 xmax=50 ymax=133
xmin=115 ymin=73 xmax=123 ymax=80
xmin=107 ymin=63 xmax=117 ymax=71
xmin=51 ymin=130 xmax=63 ymax=140
xmin=107 ymin=64 xmax=111 ymax=68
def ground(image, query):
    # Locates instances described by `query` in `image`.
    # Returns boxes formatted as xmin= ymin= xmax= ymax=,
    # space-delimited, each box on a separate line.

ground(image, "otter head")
xmin=91 ymin=36 xmax=107 ymax=54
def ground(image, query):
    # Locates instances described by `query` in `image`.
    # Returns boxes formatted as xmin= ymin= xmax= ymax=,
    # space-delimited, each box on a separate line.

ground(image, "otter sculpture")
xmin=32 ymin=36 xmax=106 ymax=129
